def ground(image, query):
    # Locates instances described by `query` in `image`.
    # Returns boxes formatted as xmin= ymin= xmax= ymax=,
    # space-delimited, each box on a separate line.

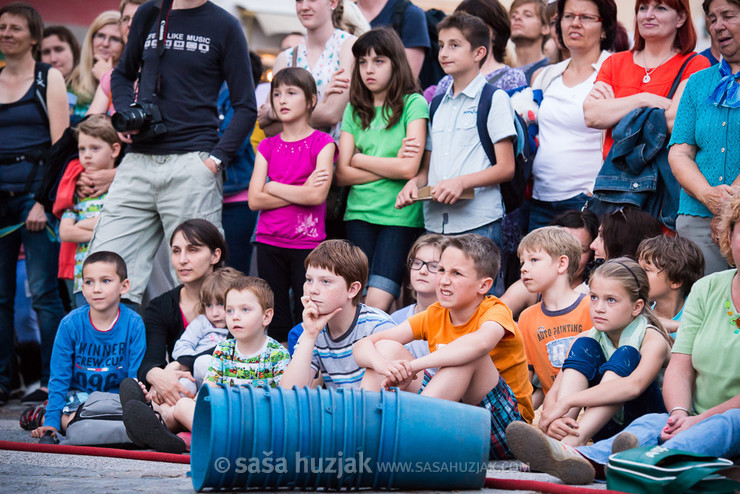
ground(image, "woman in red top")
xmin=583 ymin=0 xmax=709 ymax=159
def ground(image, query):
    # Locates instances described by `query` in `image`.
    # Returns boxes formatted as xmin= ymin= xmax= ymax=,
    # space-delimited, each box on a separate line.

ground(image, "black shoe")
xmin=122 ymin=401 xmax=186 ymax=454
xmin=119 ymin=378 xmax=148 ymax=408
xmin=22 ymin=388 xmax=48 ymax=404
xmin=38 ymin=430 xmax=59 ymax=445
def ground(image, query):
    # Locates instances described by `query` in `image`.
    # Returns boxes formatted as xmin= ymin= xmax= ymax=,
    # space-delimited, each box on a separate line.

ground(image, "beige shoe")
xmin=611 ymin=431 xmax=639 ymax=454
xmin=505 ymin=421 xmax=595 ymax=485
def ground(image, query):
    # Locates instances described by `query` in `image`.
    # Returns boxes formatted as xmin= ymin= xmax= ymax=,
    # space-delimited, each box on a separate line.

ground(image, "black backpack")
xmin=390 ymin=0 xmax=446 ymax=89
xmin=429 ymin=83 xmax=532 ymax=213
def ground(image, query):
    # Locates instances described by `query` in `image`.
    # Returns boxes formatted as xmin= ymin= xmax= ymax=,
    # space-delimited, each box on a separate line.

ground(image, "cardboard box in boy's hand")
xmin=414 ymin=185 xmax=475 ymax=201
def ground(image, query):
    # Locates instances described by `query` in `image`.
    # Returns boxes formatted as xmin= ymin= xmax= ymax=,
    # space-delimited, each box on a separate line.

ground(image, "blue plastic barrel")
xmin=191 ymin=385 xmax=490 ymax=491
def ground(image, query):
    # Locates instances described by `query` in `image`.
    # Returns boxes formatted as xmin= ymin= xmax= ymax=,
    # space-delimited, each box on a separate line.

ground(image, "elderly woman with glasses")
xmin=668 ymin=0 xmax=740 ymax=275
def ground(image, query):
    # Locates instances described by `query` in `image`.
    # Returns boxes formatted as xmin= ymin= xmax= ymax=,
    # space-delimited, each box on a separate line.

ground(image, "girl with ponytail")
xmin=537 ymin=257 xmax=672 ymax=446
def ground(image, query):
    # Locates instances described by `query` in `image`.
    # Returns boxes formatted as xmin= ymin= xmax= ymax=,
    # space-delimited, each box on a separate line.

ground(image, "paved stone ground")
xmin=0 ymin=399 xmax=606 ymax=493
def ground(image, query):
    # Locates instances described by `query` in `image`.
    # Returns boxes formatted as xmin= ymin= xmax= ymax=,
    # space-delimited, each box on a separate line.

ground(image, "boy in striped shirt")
xmin=281 ymin=240 xmax=395 ymax=389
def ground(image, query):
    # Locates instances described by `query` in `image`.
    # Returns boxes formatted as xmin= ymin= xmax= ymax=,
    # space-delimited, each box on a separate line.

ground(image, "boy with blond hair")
xmin=281 ymin=240 xmax=396 ymax=389
xmin=517 ymin=227 xmax=591 ymax=407
xmin=354 ymin=234 xmax=533 ymax=459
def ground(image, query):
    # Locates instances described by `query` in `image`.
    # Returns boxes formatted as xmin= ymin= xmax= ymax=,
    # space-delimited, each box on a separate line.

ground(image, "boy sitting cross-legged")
xmin=353 ymin=234 xmax=534 ymax=459
xmin=22 ymin=252 xmax=146 ymax=442
xmin=518 ymin=227 xmax=592 ymax=409
xmin=281 ymin=240 xmax=396 ymax=389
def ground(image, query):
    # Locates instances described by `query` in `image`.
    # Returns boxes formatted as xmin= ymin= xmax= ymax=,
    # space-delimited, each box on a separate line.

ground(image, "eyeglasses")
xmin=408 ymin=258 xmax=439 ymax=273
xmin=561 ymin=13 xmax=603 ymax=24
xmin=93 ymin=32 xmax=123 ymax=44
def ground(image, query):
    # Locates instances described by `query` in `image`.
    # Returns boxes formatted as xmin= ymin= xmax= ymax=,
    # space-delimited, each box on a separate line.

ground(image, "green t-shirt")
xmin=673 ymin=268 xmax=740 ymax=414
xmin=341 ymin=93 xmax=428 ymax=227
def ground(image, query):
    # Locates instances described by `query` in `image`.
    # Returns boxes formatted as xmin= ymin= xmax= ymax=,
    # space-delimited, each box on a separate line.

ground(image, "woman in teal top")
xmin=669 ymin=0 xmax=740 ymax=275
xmin=336 ymin=29 xmax=428 ymax=312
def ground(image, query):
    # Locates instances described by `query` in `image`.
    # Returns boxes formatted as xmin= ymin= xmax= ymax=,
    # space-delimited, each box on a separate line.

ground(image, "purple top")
xmin=255 ymin=130 xmax=335 ymax=249
xmin=424 ymin=66 xmax=527 ymax=103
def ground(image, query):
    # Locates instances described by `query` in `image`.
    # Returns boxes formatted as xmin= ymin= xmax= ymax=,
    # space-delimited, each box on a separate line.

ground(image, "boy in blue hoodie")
xmin=25 ymin=251 xmax=146 ymax=441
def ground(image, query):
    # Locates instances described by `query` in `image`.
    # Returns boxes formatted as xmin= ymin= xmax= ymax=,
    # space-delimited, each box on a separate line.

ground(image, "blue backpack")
xmin=429 ymin=83 xmax=533 ymax=213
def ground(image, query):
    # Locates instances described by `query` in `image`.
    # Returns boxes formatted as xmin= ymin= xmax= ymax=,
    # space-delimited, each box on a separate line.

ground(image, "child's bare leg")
xmin=364 ymin=287 xmax=395 ymax=313
xmin=173 ymin=398 xmax=196 ymax=431
xmin=59 ymin=411 xmax=76 ymax=434
xmin=532 ymin=388 xmax=545 ymax=410
xmin=421 ymin=354 xmax=498 ymax=405
xmin=561 ymin=371 xmax=621 ymax=447
xmin=360 ymin=340 xmax=423 ymax=393
xmin=151 ymin=401 xmax=180 ymax=432
xmin=554 ymin=368 xmax=589 ymax=418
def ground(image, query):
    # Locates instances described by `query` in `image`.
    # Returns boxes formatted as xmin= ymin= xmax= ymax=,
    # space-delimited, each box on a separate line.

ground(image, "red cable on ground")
xmin=485 ymin=477 xmax=625 ymax=493
xmin=0 ymin=440 xmax=190 ymax=464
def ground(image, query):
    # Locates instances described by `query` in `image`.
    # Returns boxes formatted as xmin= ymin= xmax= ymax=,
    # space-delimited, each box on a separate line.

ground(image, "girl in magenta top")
xmin=248 ymin=67 xmax=336 ymax=343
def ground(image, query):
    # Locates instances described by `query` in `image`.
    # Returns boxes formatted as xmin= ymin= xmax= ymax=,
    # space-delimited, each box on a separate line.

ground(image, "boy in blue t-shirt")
xmin=25 ymin=252 xmax=146 ymax=442
xmin=396 ymin=12 xmax=517 ymax=249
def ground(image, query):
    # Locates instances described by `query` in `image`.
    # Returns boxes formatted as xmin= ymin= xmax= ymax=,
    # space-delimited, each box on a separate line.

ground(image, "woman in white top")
xmin=258 ymin=0 xmax=359 ymax=140
xmin=528 ymin=0 xmax=617 ymax=231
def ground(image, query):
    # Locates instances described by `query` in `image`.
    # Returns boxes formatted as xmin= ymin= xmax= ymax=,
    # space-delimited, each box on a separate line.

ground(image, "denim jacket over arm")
xmin=593 ymin=107 xmax=680 ymax=229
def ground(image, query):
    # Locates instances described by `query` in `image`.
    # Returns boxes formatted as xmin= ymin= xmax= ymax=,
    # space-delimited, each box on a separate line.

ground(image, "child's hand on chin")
xmin=31 ymin=425 xmax=59 ymax=439
xmin=301 ymin=296 xmax=341 ymax=337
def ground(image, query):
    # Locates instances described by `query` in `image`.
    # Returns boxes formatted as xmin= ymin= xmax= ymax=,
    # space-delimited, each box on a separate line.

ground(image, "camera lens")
xmin=112 ymin=108 xmax=147 ymax=132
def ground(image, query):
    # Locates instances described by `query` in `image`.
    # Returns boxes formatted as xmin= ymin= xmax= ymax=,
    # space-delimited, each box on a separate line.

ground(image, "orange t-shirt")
xmin=408 ymin=296 xmax=535 ymax=423
xmin=595 ymin=51 xmax=710 ymax=159
xmin=518 ymin=293 xmax=592 ymax=394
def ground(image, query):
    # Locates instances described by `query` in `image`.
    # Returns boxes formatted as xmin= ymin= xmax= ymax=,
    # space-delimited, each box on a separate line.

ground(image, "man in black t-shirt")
xmin=88 ymin=0 xmax=256 ymax=306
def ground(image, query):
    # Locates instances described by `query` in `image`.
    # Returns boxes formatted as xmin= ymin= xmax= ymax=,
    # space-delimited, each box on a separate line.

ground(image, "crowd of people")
xmin=1 ymin=0 xmax=739 ymax=484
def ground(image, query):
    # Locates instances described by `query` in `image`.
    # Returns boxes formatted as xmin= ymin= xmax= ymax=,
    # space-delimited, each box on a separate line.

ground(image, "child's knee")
xmin=562 ymin=337 xmax=605 ymax=381
xmin=375 ymin=339 xmax=412 ymax=360
xmin=600 ymin=346 xmax=641 ymax=377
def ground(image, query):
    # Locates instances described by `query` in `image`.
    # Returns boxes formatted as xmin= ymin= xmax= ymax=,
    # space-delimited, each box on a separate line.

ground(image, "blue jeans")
xmin=346 ymin=221 xmax=421 ymax=298
xmin=562 ymin=338 xmax=666 ymax=441
xmin=222 ymin=200 xmax=258 ymax=275
xmin=0 ymin=193 xmax=65 ymax=392
xmin=577 ymin=409 xmax=740 ymax=465
xmin=528 ymin=193 xmax=590 ymax=232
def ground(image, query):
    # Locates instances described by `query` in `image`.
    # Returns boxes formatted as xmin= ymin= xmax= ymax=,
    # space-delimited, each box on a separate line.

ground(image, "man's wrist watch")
xmin=208 ymin=155 xmax=224 ymax=171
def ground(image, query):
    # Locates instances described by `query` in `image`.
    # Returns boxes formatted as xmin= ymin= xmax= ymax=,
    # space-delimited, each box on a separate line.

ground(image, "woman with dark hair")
xmin=40 ymin=26 xmax=80 ymax=80
xmin=584 ymin=0 xmax=709 ymax=159
xmin=429 ymin=0 xmax=526 ymax=99
xmin=590 ymin=207 xmax=664 ymax=260
xmin=668 ymin=0 xmax=740 ymax=275
xmin=0 ymin=2 xmax=69 ymax=405
xmin=528 ymin=0 xmax=618 ymax=230
xmin=137 ymin=219 xmax=228 ymax=407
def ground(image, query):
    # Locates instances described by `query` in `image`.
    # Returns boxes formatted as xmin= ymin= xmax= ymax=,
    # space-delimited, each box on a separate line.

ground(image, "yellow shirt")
xmin=408 ymin=296 xmax=534 ymax=423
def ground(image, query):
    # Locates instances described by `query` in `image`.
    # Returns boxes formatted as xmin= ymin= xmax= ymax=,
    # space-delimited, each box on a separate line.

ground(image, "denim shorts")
xmin=345 ymin=220 xmax=421 ymax=298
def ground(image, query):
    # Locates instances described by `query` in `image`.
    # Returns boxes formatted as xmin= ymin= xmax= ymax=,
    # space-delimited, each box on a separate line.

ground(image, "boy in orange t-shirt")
xmin=353 ymin=234 xmax=533 ymax=459
xmin=517 ymin=227 xmax=591 ymax=409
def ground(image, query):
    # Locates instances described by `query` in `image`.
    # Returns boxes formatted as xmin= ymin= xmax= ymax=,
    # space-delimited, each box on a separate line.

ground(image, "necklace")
xmin=641 ymin=51 xmax=674 ymax=83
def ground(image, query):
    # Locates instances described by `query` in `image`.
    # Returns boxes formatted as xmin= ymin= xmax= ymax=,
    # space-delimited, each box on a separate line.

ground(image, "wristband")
xmin=669 ymin=406 xmax=690 ymax=416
